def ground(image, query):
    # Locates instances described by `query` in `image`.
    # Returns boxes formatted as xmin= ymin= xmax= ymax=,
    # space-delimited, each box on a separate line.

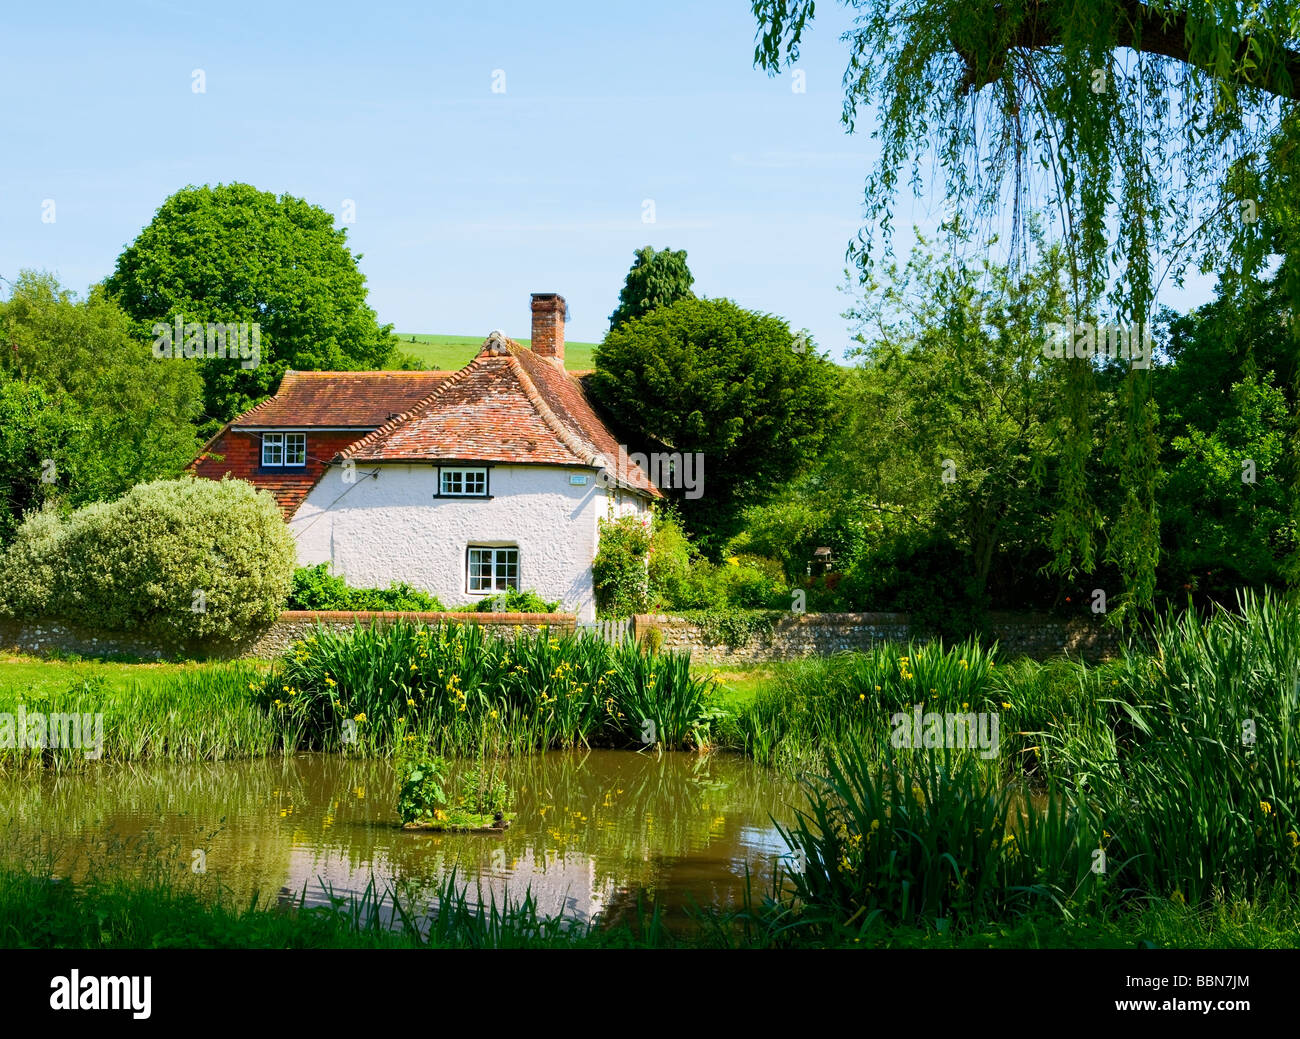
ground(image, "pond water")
xmin=0 ymin=751 xmax=805 ymax=928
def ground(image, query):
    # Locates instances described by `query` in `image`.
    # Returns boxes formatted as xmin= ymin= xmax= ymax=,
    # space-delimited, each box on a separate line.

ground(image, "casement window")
xmin=440 ymin=467 xmax=488 ymax=497
xmin=467 ymin=546 xmax=519 ymax=593
xmin=262 ymin=432 xmax=306 ymax=467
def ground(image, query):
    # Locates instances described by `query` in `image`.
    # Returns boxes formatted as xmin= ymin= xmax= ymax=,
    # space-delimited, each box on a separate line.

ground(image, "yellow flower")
xmin=858 ymin=694 xmax=865 ymax=701
xmin=1001 ymin=702 xmax=1012 ymax=709
xmin=354 ymin=712 xmax=366 ymax=723
xmin=1261 ymin=800 xmax=1273 ymax=815
xmin=407 ymin=699 xmax=416 ymax=707
xmin=490 ymin=710 xmax=498 ymax=719
xmin=273 ymin=699 xmax=283 ymax=707
xmin=1170 ymin=890 xmax=1185 ymax=905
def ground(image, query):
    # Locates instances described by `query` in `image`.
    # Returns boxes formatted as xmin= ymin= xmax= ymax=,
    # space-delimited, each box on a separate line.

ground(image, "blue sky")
xmin=1 ymin=0 xmax=1216 ymax=359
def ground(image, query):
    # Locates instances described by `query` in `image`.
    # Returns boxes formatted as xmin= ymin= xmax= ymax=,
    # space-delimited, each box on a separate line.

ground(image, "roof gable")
xmin=343 ymin=335 xmax=660 ymax=496
xmin=233 ymin=370 xmax=453 ymax=429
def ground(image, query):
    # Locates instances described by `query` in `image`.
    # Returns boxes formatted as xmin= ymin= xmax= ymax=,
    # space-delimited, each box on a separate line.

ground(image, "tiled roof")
xmin=232 ymin=370 xmax=454 ymax=429
xmin=343 ymin=335 xmax=660 ymax=496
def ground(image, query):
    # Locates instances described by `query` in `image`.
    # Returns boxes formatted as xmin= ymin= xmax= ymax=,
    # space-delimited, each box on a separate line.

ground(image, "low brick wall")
xmin=0 ymin=611 xmax=576 ymax=662
xmin=633 ymin=611 xmax=1121 ymax=664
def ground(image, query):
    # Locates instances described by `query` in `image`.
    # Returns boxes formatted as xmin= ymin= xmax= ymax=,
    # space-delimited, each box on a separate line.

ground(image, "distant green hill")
xmin=391 ymin=333 xmax=598 ymax=372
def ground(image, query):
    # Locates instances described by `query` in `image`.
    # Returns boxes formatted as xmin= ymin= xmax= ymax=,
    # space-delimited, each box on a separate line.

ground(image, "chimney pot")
xmin=530 ymin=293 xmax=566 ymax=362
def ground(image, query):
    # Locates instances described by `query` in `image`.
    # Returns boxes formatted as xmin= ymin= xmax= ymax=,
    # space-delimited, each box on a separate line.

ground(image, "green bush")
xmin=0 ymin=477 xmax=295 ymax=643
xmin=288 ymin=563 xmax=445 ymax=612
xmin=472 ymin=588 xmax=561 ymax=613
xmin=593 ymin=512 xmax=651 ymax=616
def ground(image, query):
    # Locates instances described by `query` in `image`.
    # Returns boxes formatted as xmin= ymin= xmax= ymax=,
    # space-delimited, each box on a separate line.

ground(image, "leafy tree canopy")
xmin=105 ymin=183 xmax=396 ymax=428
xmin=752 ymin=0 xmax=1300 ymax=611
xmin=590 ymin=297 xmax=838 ymax=550
xmin=608 ymin=246 xmax=696 ymax=331
xmin=0 ymin=272 xmax=201 ymax=542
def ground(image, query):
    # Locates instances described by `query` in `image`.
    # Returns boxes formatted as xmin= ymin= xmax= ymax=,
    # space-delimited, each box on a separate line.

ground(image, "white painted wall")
xmin=290 ymin=464 xmax=651 ymax=621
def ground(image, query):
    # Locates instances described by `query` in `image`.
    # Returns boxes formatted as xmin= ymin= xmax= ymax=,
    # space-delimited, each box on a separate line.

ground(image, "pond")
xmin=0 ymin=751 xmax=805 ymax=929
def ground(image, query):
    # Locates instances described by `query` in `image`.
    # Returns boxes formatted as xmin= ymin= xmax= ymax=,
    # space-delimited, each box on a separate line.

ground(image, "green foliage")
xmin=0 ymin=477 xmax=295 ymax=644
xmin=593 ymin=512 xmax=652 ymax=616
xmin=0 ymin=662 xmax=278 ymax=772
xmin=395 ymin=752 xmax=448 ymax=824
xmin=259 ymin=620 xmax=718 ymax=753
xmin=590 ymin=297 xmax=838 ymax=550
xmin=104 ymin=183 xmax=397 ymax=427
xmin=608 ymin=245 xmax=696 ymax=330
xmin=1157 ymin=288 xmax=1299 ymax=599
xmin=752 ymin=0 xmax=1300 ymax=608
xmin=679 ymin=609 xmax=782 ymax=649
xmin=288 ymin=563 xmax=445 ymax=612
xmin=776 ymin=747 xmax=1094 ymax=937
xmin=0 ymin=272 xmax=201 ymax=543
xmin=473 ymin=588 xmax=561 ymax=614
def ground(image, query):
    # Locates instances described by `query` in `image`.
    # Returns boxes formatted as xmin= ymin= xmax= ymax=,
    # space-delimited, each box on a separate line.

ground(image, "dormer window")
xmin=262 ymin=432 xmax=307 ymax=467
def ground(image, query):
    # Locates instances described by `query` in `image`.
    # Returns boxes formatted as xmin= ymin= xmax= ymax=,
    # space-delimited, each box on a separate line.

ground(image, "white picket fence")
xmin=577 ymin=618 xmax=633 ymax=643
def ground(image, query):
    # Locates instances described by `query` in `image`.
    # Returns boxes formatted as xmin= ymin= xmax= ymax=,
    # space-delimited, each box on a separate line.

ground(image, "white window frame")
xmin=262 ymin=432 xmax=306 ymax=468
xmin=441 ymin=467 xmax=488 ymax=497
xmin=467 ymin=546 xmax=519 ymax=593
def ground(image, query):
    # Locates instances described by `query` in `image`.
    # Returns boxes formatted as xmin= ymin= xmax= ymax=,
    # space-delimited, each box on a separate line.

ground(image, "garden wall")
xmin=0 ymin=609 xmax=1116 ymax=664
xmin=0 ymin=611 xmax=576 ymax=662
xmin=633 ymin=611 xmax=1121 ymax=664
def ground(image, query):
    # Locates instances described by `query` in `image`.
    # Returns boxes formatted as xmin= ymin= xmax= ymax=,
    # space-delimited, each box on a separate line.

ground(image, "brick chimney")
xmin=530 ymin=293 xmax=566 ymax=362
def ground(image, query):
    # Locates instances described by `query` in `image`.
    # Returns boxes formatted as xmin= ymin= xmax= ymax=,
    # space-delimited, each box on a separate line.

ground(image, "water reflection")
xmin=0 ymin=751 xmax=804 ymax=928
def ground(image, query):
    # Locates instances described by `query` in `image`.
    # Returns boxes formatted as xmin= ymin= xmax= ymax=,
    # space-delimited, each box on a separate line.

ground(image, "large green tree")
xmin=106 ymin=183 xmax=397 ymax=427
xmin=608 ymin=246 xmax=696 ymax=331
xmin=1157 ymin=282 xmax=1299 ymax=597
xmin=752 ymin=0 xmax=1300 ymax=612
xmin=589 ymin=297 xmax=838 ymax=549
xmin=0 ymin=272 xmax=202 ymax=542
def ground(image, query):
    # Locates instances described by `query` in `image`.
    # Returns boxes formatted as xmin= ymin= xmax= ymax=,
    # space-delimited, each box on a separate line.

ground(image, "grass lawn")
xmin=0 ymin=651 xmax=270 ymax=697
xmin=695 ymin=662 xmax=797 ymax=710
xmin=391 ymin=333 xmax=598 ymax=372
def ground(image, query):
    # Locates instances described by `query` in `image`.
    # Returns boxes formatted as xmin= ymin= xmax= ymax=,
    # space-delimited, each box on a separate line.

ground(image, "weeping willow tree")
xmin=753 ymin=0 xmax=1300 ymax=615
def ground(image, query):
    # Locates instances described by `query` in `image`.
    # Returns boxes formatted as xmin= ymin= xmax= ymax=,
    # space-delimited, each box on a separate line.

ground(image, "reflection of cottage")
xmin=190 ymin=294 xmax=660 ymax=620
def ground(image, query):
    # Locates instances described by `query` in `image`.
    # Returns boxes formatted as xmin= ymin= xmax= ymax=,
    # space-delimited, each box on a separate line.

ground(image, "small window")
xmin=262 ymin=432 xmax=306 ymax=467
xmin=441 ymin=468 xmax=487 ymax=496
xmin=468 ymin=547 xmax=518 ymax=593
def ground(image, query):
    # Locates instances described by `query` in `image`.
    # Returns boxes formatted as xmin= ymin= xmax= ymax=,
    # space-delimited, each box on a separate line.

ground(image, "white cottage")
xmin=191 ymin=294 xmax=660 ymax=620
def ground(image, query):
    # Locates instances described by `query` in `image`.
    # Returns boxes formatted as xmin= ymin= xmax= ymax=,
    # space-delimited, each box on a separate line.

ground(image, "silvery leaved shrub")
xmin=0 ymin=476 xmax=295 ymax=644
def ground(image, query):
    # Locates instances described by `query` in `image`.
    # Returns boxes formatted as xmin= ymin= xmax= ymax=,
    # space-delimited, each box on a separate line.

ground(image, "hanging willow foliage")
xmin=754 ymin=0 xmax=1300 ymax=613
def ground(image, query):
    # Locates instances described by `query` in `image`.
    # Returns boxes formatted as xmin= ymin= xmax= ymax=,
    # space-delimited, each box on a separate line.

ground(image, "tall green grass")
xmin=259 ymin=621 xmax=718 ymax=754
xmin=0 ymin=663 xmax=278 ymax=772
xmin=755 ymin=592 xmax=1300 ymax=928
